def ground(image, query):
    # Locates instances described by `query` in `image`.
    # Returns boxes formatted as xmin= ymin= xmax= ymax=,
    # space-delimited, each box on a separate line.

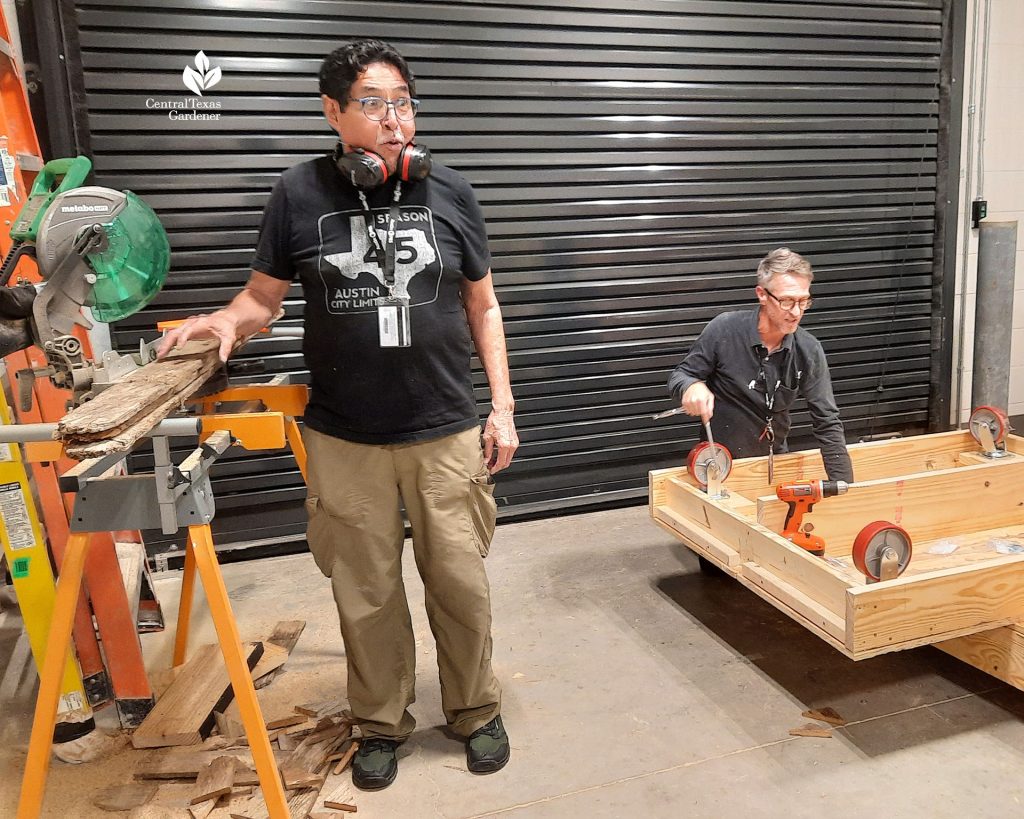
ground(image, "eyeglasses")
xmin=763 ymin=288 xmax=813 ymax=311
xmin=349 ymin=96 xmax=420 ymax=122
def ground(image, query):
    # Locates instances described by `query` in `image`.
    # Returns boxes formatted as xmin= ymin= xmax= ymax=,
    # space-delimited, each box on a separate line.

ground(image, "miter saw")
xmin=0 ymin=156 xmax=170 ymax=407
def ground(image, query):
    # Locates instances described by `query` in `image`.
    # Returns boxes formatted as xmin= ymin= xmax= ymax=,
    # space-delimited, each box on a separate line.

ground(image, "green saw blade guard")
xmin=85 ymin=192 xmax=170 ymax=322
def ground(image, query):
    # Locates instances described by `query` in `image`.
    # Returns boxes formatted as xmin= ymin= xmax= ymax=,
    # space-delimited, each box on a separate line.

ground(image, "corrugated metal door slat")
xmin=51 ymin=0 xmax=947 ymax=550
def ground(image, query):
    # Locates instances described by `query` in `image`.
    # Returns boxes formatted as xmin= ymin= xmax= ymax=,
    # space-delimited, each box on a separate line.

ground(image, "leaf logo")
xmin=182 ymin=51 xmax=222 ymax=96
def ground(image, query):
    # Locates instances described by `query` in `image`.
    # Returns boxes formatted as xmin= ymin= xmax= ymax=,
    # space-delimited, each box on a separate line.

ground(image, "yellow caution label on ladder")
xmin=0 ymin=386 xmax=91 ymax=723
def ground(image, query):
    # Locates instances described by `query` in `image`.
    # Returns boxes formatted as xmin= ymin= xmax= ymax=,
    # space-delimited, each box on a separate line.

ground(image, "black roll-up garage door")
xmin=31 ymin=0 xmax=958 ymax=552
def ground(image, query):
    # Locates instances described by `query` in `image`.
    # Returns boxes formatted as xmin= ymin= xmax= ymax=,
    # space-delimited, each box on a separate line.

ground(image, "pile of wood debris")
xmin=89 ymin=620 xmax=362 ymax=818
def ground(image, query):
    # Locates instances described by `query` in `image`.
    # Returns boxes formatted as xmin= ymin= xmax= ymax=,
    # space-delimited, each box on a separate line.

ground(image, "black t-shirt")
xmin=252 ymin=156 xmax=491 ymax=444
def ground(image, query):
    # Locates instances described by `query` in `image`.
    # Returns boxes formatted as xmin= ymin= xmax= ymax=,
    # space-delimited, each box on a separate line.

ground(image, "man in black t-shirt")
xmin=160 ymin=39 xmax=515 ymax=789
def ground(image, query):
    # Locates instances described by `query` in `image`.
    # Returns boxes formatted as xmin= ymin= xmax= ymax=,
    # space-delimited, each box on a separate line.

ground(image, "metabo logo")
xmin=60 ymin=204 xmax=110 ymax=213
xmin=182 ymin=51 xmax=222 ymax=96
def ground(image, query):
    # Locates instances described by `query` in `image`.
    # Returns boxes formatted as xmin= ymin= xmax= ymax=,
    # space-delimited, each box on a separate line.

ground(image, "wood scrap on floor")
xmin=129 ymin=718 xmax=358 ymax=818
xmin=254 ymin=620 xmax=306 ymax=689
xmin=801 ymin=706 xmax=848 ymax=727
xmin=294 ymin=698 xmax=346 ymax=719
xmin=202 ymin=786 xmax=262 ymax=819
xmin=190 ymin=756 xmax=238 ymax=805
xmin=123 ymin=781 xmax=254 ymax=819
xmin=199 ymin=735 xmax=240 ymax=752
xmin=57 ymin=338 xmax=224 ymax=459
xmin=331 ymin=741 xmax=359 ymax=776
xmin=123 ymin=621 xmax=351 ymax=817
xmin=213 ymin=710 xmax=245 ymax=743
xmin=213 ymin=620 xmax=308 ymax=740
xmin=789 ymin=723 xmax=833 ymax=738
xmin=280 ymin=766 xmax=325 ymax=791
xmin=266 ymin=714 xmax=307 ymax=731
xmin=248 ymin=643 xmax=290 ymax=689
xmin=133 ymin=748 xmax=269 ymax=782
xmin=229 ymin=716 xmax=353 ymax=819
xmin=132 ymin=642 xmax=263 ymax=749
xmin=192 ymin=787 xmax=254 ymax=819
xmin=92 ymin=782 xmax=159 ymax=811
xmin=318 ymin=779 xmax=359 ymax=813
xmin=277 ymin=731 xmax=298 ymax=752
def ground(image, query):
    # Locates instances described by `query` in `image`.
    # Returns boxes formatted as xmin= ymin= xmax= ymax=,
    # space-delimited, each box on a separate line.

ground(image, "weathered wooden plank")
xmin=331 ymin=741 xmax=359 ymax=776
xmin=132 ymin=643 xmax=263 ymax=749
xmin=64 ymin=370 xmax=211 ymax=458
xmin=60 ymin=339 xmax=219 ymax=435
xmin=294 ymin=698 xmax=346 ymax=719
xmin=265 ymin=713 xmax=306 ymax=731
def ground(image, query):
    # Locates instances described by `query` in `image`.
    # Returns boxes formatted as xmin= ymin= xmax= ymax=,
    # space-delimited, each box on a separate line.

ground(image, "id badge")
xmin=378 ymin=298 xmax=411 ymax=348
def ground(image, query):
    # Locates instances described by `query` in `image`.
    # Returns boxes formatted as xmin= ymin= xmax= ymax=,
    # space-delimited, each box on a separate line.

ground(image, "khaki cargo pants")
xmin=302 ymin=425 xmax=501 ymax=740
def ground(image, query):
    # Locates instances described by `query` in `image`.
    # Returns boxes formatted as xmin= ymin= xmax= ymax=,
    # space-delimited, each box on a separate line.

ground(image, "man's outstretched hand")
xmin=156 ymin=312 xmax=238 ymax=363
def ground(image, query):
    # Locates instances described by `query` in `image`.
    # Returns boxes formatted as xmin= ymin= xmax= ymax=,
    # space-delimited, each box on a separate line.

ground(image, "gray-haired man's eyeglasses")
xmin=763 ymin=289 xmax=813 ymax=311
xmin=349 ymin=96 xmax=420 ymax=122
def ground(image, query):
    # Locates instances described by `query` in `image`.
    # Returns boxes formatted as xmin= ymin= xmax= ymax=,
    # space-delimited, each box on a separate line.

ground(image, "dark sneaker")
xmin=351 ymin=737 xmax=399 ymax=790
xmin=466 ymin=716 xmax=510 ymax=773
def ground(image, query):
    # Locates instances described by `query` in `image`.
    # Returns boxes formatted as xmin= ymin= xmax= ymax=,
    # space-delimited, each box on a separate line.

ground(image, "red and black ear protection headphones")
xmin=333 ymin=141 xmax=432 ymax=190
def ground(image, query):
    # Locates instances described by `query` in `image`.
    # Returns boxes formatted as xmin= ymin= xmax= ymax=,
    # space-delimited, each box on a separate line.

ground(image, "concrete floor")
xmin=4 ymin=504 xmax=1024 ymax=817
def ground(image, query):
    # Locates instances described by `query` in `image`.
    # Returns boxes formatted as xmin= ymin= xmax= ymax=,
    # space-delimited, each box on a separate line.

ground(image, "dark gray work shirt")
xmin=668 ymin=307 xmax=854 ymax=481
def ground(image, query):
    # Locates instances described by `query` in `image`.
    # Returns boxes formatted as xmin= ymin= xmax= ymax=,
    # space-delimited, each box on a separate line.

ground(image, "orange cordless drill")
xmin=776 ymin=480 xmax=849 ymax=556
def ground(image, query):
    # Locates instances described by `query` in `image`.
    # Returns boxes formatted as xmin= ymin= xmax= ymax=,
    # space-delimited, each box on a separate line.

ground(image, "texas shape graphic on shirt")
xmin=318 ymin=205 xmax=441 ymax=314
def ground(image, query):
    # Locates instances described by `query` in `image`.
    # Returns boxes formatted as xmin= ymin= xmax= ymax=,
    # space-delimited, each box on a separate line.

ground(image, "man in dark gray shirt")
xmin=668 ymin=248 xmax=854 ymax=481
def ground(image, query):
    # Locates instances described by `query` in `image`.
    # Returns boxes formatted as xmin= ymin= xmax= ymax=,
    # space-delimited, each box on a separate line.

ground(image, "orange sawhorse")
xmin=175 ymin=383 xmax=309 ymax=664
xmin=15 ymin=394 xmax=310 ymax=819
xmin=17 ymin=524 xmax=289 ymax=819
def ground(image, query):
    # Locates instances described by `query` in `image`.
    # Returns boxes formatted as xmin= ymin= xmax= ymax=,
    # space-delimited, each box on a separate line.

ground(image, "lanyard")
xmin=357 ymin=180 xmax=403 ymax=293
xmin=756 ymin=350 xmax=780 ymax=481
xmin=757 ymin=351 xmax=780 ymax=445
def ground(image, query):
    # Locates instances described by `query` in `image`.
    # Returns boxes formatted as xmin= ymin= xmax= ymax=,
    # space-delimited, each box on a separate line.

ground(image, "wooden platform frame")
xmin=651 ymin=430 xmax=1024 ymax=684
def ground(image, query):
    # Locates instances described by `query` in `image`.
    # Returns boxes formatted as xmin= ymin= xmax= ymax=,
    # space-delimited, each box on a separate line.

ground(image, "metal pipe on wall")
xmin=972 ymin=221 xmax=1017 ymax=411
xmin=954 ymin=0 xmax=987 ymax=426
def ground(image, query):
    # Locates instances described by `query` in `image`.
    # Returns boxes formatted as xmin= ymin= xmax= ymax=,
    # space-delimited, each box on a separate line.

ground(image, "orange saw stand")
xmin=15 ymin=384 xmax=308 ymax=819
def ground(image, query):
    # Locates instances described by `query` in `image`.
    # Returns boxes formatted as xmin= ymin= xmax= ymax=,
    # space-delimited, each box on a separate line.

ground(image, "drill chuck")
xmin=823 ymin=480 xmax=849 ymax=497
